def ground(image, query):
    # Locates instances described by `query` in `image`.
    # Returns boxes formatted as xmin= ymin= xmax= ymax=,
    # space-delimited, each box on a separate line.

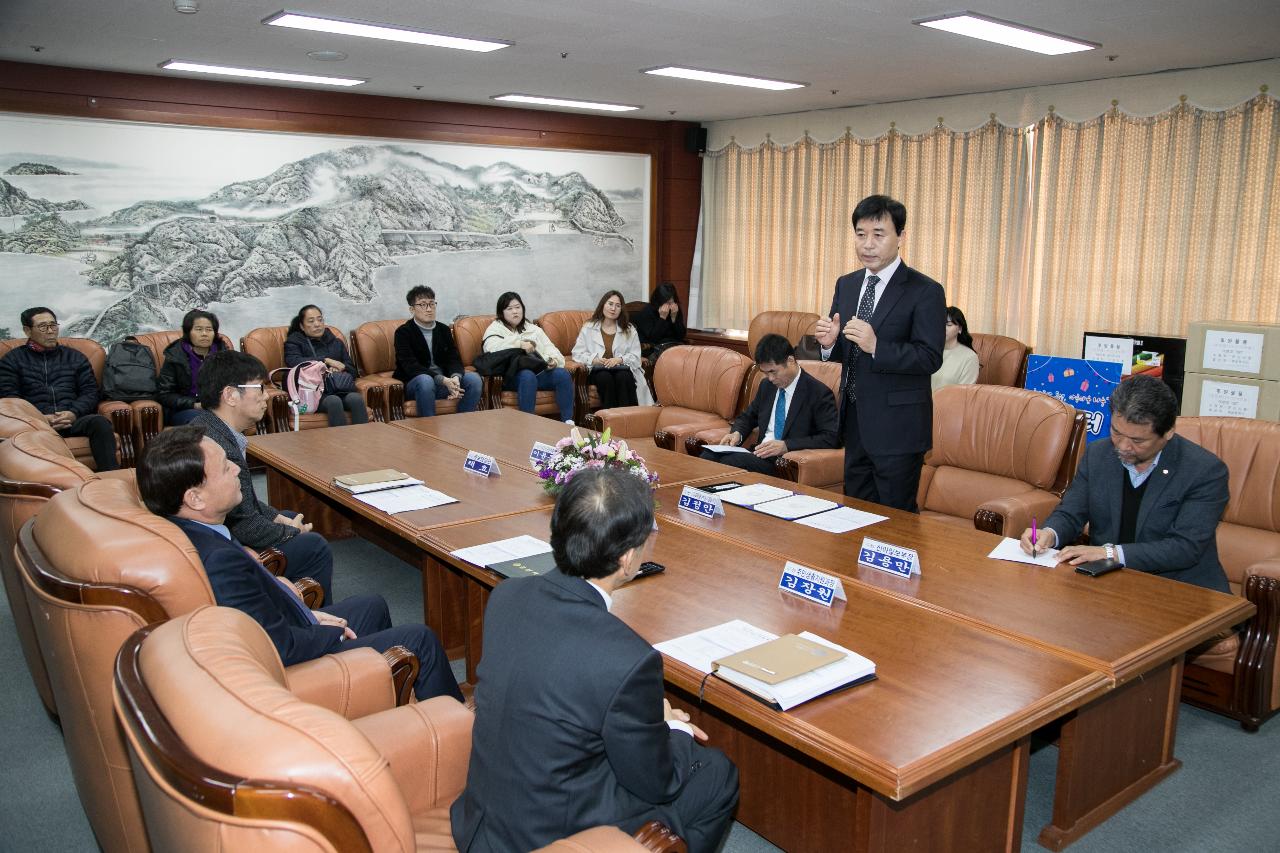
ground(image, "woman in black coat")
xmin=283 ymin=304 xmax=368 ymax=426
xmin=633 ymin=282 xmax=686 ymax=364
xmin=156 ymin=309 xmax=225 ymax=425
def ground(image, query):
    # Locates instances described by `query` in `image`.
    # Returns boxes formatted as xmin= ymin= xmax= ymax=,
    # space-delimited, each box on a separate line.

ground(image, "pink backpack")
xmin=270 ymin=360 xmax=326 ymax=430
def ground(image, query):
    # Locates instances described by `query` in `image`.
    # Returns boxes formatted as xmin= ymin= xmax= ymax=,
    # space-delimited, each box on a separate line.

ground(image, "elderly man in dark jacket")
xmin=0 ymin=306 xmax=117 ymax=470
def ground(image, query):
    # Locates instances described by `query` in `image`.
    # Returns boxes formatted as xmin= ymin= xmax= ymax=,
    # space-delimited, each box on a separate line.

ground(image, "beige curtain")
xmin=1023 ymin=94 xmax=1280 ymax=355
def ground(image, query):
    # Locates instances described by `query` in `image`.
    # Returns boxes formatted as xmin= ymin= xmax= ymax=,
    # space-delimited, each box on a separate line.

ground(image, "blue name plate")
xmin=857 ymin=537 xmax=920 ymax=578
xmin=778 ymin=562 xmax=846 ymax=607
xmin=529 ymin=441 xmax=558 ymax=466
xmin=678 ymin=486 xmax=723 ymax=518
xmin=463 ymin=451 xmax=501 ymax=477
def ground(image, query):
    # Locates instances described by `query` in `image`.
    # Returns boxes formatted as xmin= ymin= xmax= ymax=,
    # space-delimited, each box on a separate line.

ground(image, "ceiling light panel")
xmin=159 ymin=60 xmax=364 ymax=86
xmin=914 ymin=13 xmax=1098 ymax=55
xmin=263 ymin=11 xmax=511 ymax=53
xmin=492 ymin=94 xmax=640 ymax=112
xmin=643 ymin=66 xmax=806 ymax=91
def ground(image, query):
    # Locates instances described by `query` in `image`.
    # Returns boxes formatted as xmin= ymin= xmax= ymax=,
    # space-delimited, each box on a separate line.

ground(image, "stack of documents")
xmin=716 ymin=483 xmax=794 ymax=506
xmin=751 ymin=494 xmax=838 ymax=520
xmin=333 ymin=469 xmax=422 ymax=494
xmin=335 ymin=469 xmax=457 ymax=514
xmin=451 ymin=535 xmax=552 ymax=567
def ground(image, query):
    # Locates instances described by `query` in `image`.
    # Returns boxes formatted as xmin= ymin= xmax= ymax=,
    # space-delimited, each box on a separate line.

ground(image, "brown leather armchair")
xmin=536 ymin=309 xmax=595 ymax=421
xmin=916 ymin=384 xmax=1085 ymax=534
xmin=0 ymin=336 xmax=135 ymax=467
xmin=241 ymin=325 xmax=380 ymax=432
xmin=589 ymin=346 xmax=752 ymax=452
xmin=348 ymin=318 xmax=473 ymax=422
xmin=746 ymin=310 xmax=820 ymax=356
xmin=115 ymin=606 xmax=683 ymax=853
xmin=1178 ymin=417 xmax=1280 ymax=731
xmin=970 ymin=333 xmax=1031 ymax=387
xmin=15 ymin=478 xmax=408 ymax=853
xmin=122 ymin=329 xmax=237 ymax=450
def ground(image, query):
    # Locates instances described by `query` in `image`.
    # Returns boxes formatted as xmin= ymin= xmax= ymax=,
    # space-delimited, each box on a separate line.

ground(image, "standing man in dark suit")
xmin=815 ymin=195 xmax=945 ymax=511
xmin=701 ymin=333 xmax=838 ymax=475
xmin=452 ymin=469 xmax=738 ymax=853
xmin=393 ymin=284 xmax=482 ymax=417
xmin=137 ymin=425 xmax=463 ymax=701
xmin=1019 ymin=375 xmax=1231 ymax=592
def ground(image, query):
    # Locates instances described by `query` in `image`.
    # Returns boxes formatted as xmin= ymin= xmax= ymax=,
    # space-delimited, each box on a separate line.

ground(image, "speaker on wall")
xmin=684 ymin=127 xmax=708 ymax=154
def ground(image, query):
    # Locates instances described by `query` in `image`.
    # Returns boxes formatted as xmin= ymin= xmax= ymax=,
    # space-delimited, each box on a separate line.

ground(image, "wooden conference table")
xmin=247 ymin=410 xmax=1251 ymax=852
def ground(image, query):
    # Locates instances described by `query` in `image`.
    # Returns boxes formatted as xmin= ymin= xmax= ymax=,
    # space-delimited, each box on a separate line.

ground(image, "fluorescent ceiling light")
xmin=643 ymin=66 xmax=805 ymax=91
xmin=263 ymin=11 xmax=510 ymax=53
xmin=914 ymin=12 xmax=1098 ymax=55
xmin=492 ymin=94 xmax=640 ymax=112
xmin=160 ymin=59 xmax=364 ymax=86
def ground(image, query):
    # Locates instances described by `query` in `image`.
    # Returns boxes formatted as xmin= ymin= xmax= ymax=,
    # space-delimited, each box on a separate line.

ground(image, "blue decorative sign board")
xmin=1024 ymin=356 xmax=1122 ymax=444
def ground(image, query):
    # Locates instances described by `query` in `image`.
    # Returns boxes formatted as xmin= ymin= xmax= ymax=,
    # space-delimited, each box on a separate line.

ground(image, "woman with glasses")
xmin=283 ymin=304 xmax=368 ymax=426
xmin=481 ymin=292 xmax=575 ymax=423
xmin=157 ymin=309 xmax=227 ymax=426
xmin=931 ymin=305 xmax=980 ymax=392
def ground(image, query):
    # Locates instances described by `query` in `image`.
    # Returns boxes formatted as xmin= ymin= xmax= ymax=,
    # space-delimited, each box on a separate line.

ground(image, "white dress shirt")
xmin=761 ymin=369 xmax=802 ymax=443
xmin=821 ymin=255 xmax=903 ymax=361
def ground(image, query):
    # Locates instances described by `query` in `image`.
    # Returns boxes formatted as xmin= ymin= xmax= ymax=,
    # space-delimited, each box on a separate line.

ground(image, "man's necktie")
xmin=773 ymin=388 xmax=786 ymax=439
xmin=844 ymin=274 xmax=880 ymax=404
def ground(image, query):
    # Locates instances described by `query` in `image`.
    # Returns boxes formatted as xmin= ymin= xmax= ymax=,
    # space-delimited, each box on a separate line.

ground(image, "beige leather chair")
xmin=0 ymin=337 xmax=134 ymax=467
xmin=589 ymin=346 xmax=752 ymax=452
xmin=15 ymin=478 xmax=405 ymax=853
xmin=123 ymin=329 xmax=237 ymax=449
xmin=1178 ymin=417 xmax=1280 ymax=731
xmin=536 ymin=309 xmax=595 ymax=421
xmin=916 ymin=384 xmax=1085 ymax=534
xmin=115 ymin=606 xmax=685 ymax=853
xmin=746 ymin=311 xmax=820 ymax=356
xmin=970 ymin=333 xmax=1031 ymax=387
xmin=241 ymin=325 xmax=375 ymax=432
xmin=350 ymin=319 xmax=474 ymax=422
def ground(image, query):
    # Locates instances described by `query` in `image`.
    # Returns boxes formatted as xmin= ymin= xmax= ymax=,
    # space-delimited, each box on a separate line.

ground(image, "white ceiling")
xmin=1 ymin=0 xmax=1276 ymax=123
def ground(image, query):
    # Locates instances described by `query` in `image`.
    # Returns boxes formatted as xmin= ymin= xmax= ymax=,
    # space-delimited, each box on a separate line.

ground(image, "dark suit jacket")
xmin=451 ymin=570 xmax=696 ymax=852
xmin=1044 ymin=434 xmax=1230 ymax=592
xmin=170 ymin=516 xmax=344 ymax=664
xmin=191 ymin=410 xmax=294 ymax=549
xmin=392 ymin=319 xmax=465 ymax=383
xmin=730 ymin=368 xmax=838 ymax=451
xmin=825 ymin=263 xmax=945 ymax=455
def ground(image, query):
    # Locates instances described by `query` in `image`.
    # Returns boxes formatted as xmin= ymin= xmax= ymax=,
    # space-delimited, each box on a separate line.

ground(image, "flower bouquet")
xmin=535 ymin=427 xmax=659 ymax=497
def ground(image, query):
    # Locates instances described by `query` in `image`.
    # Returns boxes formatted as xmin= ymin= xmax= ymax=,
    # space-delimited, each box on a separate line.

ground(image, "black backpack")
xmin=102 ymin=337 xmax=158 ymax=402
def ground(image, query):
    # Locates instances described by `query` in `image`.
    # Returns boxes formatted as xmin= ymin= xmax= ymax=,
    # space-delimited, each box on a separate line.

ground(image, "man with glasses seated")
xmin=393 ymin=284 xmax=481 ymax=417
xmin=1019 ymin=374 xmax=1231 ymax=591
xmin=0 ymin=306 xmax=118 ymax=470
xmin=188 ymin=350 xmax=335 ymax=599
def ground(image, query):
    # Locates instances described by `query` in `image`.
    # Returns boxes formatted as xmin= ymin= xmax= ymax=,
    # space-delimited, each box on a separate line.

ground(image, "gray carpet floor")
xmin=2 ymin=526 xmax=1278 ymax=851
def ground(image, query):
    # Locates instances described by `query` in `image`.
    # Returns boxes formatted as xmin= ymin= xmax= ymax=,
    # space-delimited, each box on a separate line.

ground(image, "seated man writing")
xmin=1019 ymin=374 xmax=1230 ymax=592
xmin=700 ymin=333 xmax=839 ymax=474
xmin=138 ymin=425 xmax=463 ymax=703
xmin=452 ymin=468 xmax=739 ymax=853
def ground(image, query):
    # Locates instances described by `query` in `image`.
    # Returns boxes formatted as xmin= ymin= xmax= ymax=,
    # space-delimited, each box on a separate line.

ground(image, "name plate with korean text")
xmin=678 ymin=486 xmax=724 ymax=518
xmin=857 ymin=537 xmax=920 ymax=578
xmin=463 ymin=451 xmax=502 ymax=477
xmin=529 ymin=441 xmax=558 ymax=466
xmin=778 ymin=562 xmax=847 ymax=608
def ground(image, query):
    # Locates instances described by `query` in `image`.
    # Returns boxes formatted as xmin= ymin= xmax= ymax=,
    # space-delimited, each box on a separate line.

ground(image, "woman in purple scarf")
xmin=156 ymin=309 xmax=225 ymax=426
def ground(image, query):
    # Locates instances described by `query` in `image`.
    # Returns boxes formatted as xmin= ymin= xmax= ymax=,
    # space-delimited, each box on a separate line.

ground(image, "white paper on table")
xmin=794 ymin=506 xmax=888 ymax=534
xmin=753 ymin=494 xmax=838 ymax=520
xmin=700 ymin=444 xmax=753 ymax=455
xmin=337 ymin=477 xmax=424 ymax=494
xmin=987 ymin=536 xmax=1059 ymax=568
xmin=354 ymin=485 xmax=457 ymax=514
xmin=717 ymin=483 xmax=794 ymax=506
xmin=654 ymin=620 xmax=778 ymax=674
xmin=451 ymin=535 xmax=552 ymax=567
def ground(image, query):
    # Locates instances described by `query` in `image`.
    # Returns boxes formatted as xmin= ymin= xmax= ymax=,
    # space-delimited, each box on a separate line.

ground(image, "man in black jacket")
xmin=0 ymin=307 xmax=117 ymax=470
xmin=189 ymin=350 xmax=334 ymax=600
xmin=137 ymin=425 xmax=462 ymax=702
xmin=701 ymin=333 xmax=839 ymax=475
xmin=393 ymin=285 xmax=481 ymax=417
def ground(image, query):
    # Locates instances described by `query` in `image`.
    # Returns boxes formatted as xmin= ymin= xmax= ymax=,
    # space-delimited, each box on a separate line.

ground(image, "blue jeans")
xmin=405 ymin=372 xmax=481 ymax=417
xmin=515 ymin=367 xmax=574 ymax=422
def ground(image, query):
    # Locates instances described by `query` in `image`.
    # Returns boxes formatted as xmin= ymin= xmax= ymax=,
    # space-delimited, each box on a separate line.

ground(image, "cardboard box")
xmin=1185 ymin=321 xmax=1280 ymax=380
xmin=1181 ymin=371 xmax=1280 ymax=421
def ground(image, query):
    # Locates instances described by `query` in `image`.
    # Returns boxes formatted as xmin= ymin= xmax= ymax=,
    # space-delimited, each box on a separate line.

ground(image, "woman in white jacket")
xmin=571 ymin=290 xmax=655 ymax=408
xmin=482 ymin=291 xmax=576 ymax=422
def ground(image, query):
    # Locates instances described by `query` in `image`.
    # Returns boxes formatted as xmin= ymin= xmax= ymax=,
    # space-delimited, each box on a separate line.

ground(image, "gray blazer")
xmin=191 ymin=410 xmax=295 ymax=550
xmin=1044 ymin=433 xmax=1230 ymax=592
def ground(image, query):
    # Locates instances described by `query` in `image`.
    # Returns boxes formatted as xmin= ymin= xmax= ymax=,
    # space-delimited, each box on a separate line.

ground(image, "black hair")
xmin=21 ymin=307 xmax=56 ymax=328
xmin=197 ymin=350 xmax=267 ymax=411
xmin=137 ymin=425 xmax=209 ymax=516
xmin=287 ymin=304 xmax=323 ymax=336
xmin=590 ymin=290 xmax=631 ymax=331
xmin=406 ymin=285 xmax=436 ymax=306
xmin=851 ymin=194 xmax=907 ymax=234
xmin=946 ymin=306 xmax=974 ymax=349
xmin=1110 ymin=374 xmax=1179 ymax=436
xmin=649 ymin=282 xmax=680 ymax=309
xmin=550 ymin=468 xmax=654 ymax=580
xmin=182 ymin=309 xmax=220 ymax=343
xmin=754 ymin=333 xmax=795 ymax=366
xmin=495 ymin=291 xmax=527 ymax=332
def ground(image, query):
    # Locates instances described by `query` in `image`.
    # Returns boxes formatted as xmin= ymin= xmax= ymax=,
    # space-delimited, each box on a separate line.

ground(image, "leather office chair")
xmin=970 ymin=333 xmax=1031 ymax=387
xmin=1177 ymin=417 xmax=1280 ymax=731
xmin=916 ymin=384 xmax=1085 ymax=534
xmin=15 ymin=478 xmax=398 ymax=853
xmin=588 ymin=345 xmax=752 ymax=451
xmin=123 ymin=329 xmax=237 ymax=449
xmin=453 ymin=314 xmax=564 ymax=418
xmin=241 ymin=325 xmax=378 ymax=432
xmin=348 ymin=317 xmax=477 ymax=422
xmin=0 ymin=336 xmax=135 ymax=467
xmin=114 ymin=606 xmax=682 ymax=853
xmin=536 ymin=309 xmax=595 ymax=422
xmin=746 ymin=311 xmax=820 ymax=356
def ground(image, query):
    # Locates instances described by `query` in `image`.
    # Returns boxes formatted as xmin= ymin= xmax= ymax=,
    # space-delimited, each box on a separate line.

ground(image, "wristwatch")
xmin=1104 ymin=543 xmax=1116 ymax=562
